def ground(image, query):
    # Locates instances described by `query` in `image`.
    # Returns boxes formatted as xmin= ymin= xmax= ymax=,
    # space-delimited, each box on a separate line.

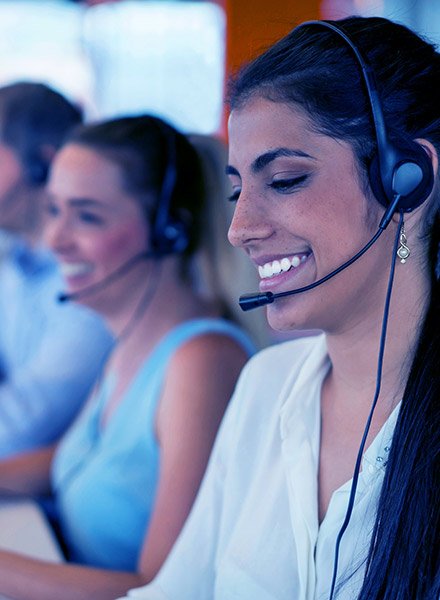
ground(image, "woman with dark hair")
xmin=0 ymin=115 xmax=255 ymax=599
xmin=119 ymin=16 xmax=439 ymax=600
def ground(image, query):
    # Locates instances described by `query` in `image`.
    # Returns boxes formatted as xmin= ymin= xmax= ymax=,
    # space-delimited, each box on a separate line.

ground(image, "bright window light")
xmin=0 ymin=1 xmax=91 ymax=110
xmin=321 ymin=0 xmax=440 ymax=46
xmin=82 ymin=1 xmax=226 ymax=133
xmin=0 ymin=0 xmax=226 ymax=133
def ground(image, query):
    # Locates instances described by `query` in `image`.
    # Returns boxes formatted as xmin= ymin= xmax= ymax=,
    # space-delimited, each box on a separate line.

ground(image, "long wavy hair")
xmin=229 ymin=16 xmax=440 ymax=599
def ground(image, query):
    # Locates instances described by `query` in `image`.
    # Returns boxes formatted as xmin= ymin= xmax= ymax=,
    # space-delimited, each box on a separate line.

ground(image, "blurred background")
xmin=0 ymin=0 xmax=438 ymax=138
xmin=0 ymin=0 xmax=438 ymax=345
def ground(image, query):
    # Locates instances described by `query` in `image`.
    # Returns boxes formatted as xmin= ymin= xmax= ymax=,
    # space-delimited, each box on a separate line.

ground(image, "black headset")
xmin=149 ymin=119 xmax=190 ymax=256
xmin=25 ymin=150 xmax=50 ymax=185
xmin=56 ymin=117 xmax=192 ymax=305
xmin=239 ymin=19 xmax=435 ymax=313
xmin=294 ymin=21 xmax=435 ymax=600
xmin=25 ymin=116 xmax=190 ymax=254
xmin=300 ymin=20 xmax=434 ymax=218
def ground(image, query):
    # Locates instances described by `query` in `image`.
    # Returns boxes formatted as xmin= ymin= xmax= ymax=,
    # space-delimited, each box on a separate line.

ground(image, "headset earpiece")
xmin=150 ymin=120 xmax=190 ymax=256
xmin=368 ymin=139 xmax=434 ymax=212
xmin=152 ymin=217 xmax=189 ymax=255
xmin=300 ymin=20 xmax=434 ymax=221
xmin=25 ymin=152 xmax=49 ymax=185
xmin=288 ymin=21 xmax=437 ymax=600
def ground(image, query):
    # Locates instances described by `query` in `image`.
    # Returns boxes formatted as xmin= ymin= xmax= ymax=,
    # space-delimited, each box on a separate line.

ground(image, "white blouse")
xmin=118 ymin=334 xmax=400 ymax=600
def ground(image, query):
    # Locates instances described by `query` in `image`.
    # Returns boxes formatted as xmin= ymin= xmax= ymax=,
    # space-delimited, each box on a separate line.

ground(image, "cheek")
xmin=313 ymin=176 xmax=372 ymax=242
xmin=0 ymin=156 xmax=23 ymax=198
xmin=93 ymin=223 xmax=147 ymax=267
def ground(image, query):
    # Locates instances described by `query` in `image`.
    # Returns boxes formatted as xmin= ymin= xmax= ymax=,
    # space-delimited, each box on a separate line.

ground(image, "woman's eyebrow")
xmin=69 ymin=198 xmax=105 ymax=208
xmin=225 ymin=147 xmax=316 ymax=178
xmin=251 ymin=147 xmax=316 ymax=173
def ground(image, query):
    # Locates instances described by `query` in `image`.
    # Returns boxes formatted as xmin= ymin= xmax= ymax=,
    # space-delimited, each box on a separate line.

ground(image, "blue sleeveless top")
xmin=51 ymin=319 xmax=255 ymax=570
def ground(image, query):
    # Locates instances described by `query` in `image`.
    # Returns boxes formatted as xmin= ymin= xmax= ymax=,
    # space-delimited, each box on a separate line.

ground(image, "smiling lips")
xmin=60 ymin=262 xmax=93 ymax=278
xmin=258 ymin=254 xmax=309 ymax=279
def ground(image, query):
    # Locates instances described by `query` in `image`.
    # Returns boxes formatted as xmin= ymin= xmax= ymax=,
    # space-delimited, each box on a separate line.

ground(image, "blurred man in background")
xmin=0 ymin=81 xmax=112 ymax=458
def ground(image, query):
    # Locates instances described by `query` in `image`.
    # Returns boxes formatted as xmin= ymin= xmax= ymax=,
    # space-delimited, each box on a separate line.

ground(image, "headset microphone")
xmin=239 ymin=18 xmax=434 ymax=600
xmin=239 ymin=191 xmax=407 ymax=312
xmin=238 ymin=17 xmax=433 ymax=314
xmin=239 ymin=228 xmax=383 ymax=311
xmin=57 ymin=250 xmax=155 ymax=303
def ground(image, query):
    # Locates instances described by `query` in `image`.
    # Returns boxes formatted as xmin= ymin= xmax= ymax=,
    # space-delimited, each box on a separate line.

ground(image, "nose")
xmin=43 ymin=213 xmax=75 ymax=257
xmin=227 ymin=189 xmax=273 ymax=249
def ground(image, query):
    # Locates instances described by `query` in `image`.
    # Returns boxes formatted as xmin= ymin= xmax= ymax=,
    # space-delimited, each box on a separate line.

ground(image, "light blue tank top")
xmin=51 ymin=318 xmax=255 ymax=570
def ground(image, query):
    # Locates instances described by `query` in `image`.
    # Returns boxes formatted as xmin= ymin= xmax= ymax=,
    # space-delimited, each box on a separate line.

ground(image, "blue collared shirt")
xmin=0 ymin=237 xmax=113 ymax=458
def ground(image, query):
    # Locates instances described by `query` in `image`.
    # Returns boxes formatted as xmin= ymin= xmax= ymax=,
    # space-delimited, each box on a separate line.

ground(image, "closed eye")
xmin=78 ymin=211 xmax=105 ymax=225
xmin=227 ymin=188 xmax=241 ymax=203
xmin=268 ymin=174 xmax=309 ymax=194
xmin=44 ymin=201 xmax=60 ymax=218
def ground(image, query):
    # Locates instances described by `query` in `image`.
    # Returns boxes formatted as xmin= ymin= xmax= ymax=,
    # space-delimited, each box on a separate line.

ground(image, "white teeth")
xmin=280 ymin=258 xmax=291 ymax=272
xmin=263 ymin=263 xmax=273 ymax=278
xmin=258 ymin=254 xmax=308 ymax=279
xmin=272 ymin=260 xmax=281 ymax=274
xmin=60 ymin=263 xmax=92 ymax=277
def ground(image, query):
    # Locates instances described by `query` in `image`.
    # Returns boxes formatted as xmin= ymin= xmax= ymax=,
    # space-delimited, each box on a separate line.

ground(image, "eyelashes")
xmin=44 ymin=202 xmax=105 ymax=226
xmin=227 ymin=174 xmax=310 ymax=203
xmin=77 ymin=212 xmax=105 ymax=225
xmin=227 ymin=189 xmax=240 ymax=203
xmin=268 ymin=174 xmax=309 ymax=193
xmin=44 ymin=201 xmax=59 ymax=217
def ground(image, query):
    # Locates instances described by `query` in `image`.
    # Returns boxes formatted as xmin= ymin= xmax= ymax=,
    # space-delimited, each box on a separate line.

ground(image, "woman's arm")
xmin=0 ymin=445 xmax=55 ymax=497
xmin=139 ymin=333 xmax=249 ymax=581
xmin=0 ymin=335 xmax=248 ymax=600
xmin=0 ymin=444 xmax=152 ymax=600
xmin=0 ymin=551 xmax=146 ymax=600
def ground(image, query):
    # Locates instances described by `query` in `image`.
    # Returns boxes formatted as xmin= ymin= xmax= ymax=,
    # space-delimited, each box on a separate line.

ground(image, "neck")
xmin=105 ymin=258 xmax=217 ymax=343
xmin=105 ymin=261 xmax=219 ymax=386
xmin=325 ymin=259 xmax=430 ymax=416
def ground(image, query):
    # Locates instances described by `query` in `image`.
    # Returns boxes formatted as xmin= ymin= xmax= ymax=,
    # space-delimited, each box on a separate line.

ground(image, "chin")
xmin=70 ymin=295 xmax=96 ymax=312
xmin=267 ymin=308 xmax=306 ymax=333
xmin=265 ymin=294 xmax=312 ymax=331
xmin=66 ymin=288 xmax=104 ymax=314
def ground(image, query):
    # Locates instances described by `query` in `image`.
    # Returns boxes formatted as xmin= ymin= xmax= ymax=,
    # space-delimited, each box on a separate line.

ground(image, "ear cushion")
xmin=368 ymin=141 xmax=434 ymax=212
xmin=152 ymin=217 xmax=189 ymax=255
xmin=25 ymin=153 xmax=49 ymax=185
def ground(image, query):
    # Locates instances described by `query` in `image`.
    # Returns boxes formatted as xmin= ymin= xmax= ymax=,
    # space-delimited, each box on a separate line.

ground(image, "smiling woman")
xmin=117 ymin=15 xmax=440 ymax=600
xmin=0 ymin=115 xmax=255 ymax=600
xmin=226 ymin=97 xmax=386 ymax=333
xmin=46 ymin=144 xmax=151 ymax=319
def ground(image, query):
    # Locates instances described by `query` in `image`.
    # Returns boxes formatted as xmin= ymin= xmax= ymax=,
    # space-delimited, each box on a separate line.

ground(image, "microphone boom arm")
xmin=239 ymin=227 xmax=384 ymax=311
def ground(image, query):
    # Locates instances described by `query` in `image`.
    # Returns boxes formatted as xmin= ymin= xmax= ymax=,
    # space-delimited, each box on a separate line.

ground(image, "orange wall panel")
xmin=225 ymin=0 xmax=321 ymax=72
xmin=218 ymin=0 xmax=321 ymax=134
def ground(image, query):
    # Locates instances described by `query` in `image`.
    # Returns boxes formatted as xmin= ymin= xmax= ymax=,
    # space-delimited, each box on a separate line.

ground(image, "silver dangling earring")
xmin=397 ymin=222 xmax=410 ymax=264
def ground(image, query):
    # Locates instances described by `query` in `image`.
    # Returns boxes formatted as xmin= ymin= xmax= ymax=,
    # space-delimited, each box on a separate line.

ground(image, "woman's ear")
xmin=392 ymin=139 xmax=439 ymax=227
xmin=416 ymin=138 xmax=438 ymax=178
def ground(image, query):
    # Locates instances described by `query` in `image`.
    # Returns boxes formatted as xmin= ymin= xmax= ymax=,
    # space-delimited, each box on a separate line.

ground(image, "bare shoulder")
xmin=156 ymin=330 xmax=251 ymax=442
xmin=168 ymin=330 xmax=251 ymax=373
